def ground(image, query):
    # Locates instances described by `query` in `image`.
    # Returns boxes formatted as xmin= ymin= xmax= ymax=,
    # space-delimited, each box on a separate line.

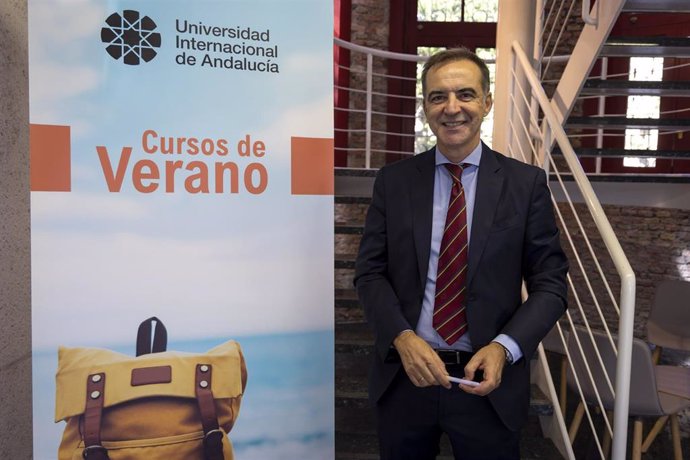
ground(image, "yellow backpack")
xmin=55 ymin=317 xmax=247 ymax=460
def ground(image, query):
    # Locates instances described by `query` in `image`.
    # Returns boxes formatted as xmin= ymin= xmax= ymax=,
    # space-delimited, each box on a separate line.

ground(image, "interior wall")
xmin=0 ymin=0 xmax=32 ymax=458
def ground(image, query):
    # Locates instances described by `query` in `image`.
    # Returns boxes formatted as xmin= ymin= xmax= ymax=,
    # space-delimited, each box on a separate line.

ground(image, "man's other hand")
xmin=393 ymin=331 xmax=451 ymax=389
xmin=460 ymin=342 xmax=506 ymax=395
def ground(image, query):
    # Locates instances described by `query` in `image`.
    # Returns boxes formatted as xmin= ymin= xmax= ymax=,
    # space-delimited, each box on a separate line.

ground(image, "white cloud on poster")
xmin=31 ymin=192 xmax=147 ymax=222
xmin=255 ymin=94 xmax=333 ymax=146
xmin=29 ymin=63 xmax=100 ymax=106
xmin=30 ymin=1 xmax=103 ymax=46
xmin=28 ymin=1 xmax=104 ymax=132
xmin=282 ymin=52 xmax=331 ymax=75
xmin=31 ymin=227 xmax=333 ymax=349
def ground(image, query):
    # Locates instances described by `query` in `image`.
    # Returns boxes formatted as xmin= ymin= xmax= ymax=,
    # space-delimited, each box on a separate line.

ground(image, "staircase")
xmin=333 ymin=171 xmax=562 ymax=459
xmin=553 ymin=1 xmax=690 ymax=176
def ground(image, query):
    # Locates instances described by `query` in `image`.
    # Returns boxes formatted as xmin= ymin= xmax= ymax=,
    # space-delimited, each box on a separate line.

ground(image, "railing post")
xmin=612 ymin=275 xmax=636 ymax=460
xmin=507 ymin=52 xmax=516 ymax=154
xmin=531 ymin=0 xmax=544 ymax=164
xmin=365 ymin=53 xmax=373 ymax=169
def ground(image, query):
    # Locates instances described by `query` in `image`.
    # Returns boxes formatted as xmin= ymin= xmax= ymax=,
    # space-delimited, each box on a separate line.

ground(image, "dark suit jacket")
xmin=354 ymin=144 xmax=568 ymax=431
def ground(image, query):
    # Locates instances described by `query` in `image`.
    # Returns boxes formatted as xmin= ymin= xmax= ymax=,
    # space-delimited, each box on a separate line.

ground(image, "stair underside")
xmin=580 ymin=80 xmax=690 ymax=97
xmin=623 ymin=0 xmax=690 ymax=12
xmin=602 ymin=37 xmax=690 ymax=57
xmin=567 ymin=116 xmax=690 ymax=130
xmin=552 ymin=148 xmax=690 ymax=159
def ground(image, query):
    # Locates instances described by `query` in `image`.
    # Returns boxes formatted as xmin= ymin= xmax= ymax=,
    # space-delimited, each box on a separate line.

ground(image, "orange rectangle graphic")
xmin=30 ymin=124 xmax=71 ymax=192
xmin=291 ymin=137 xmax=334 ymax=195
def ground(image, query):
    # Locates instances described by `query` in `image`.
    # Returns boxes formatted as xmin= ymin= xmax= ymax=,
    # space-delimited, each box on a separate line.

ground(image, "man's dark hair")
xmin=421 ymin=47 xmax=491 ymax=97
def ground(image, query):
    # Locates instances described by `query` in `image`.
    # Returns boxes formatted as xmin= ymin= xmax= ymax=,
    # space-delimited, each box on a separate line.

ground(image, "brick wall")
xmin=345 ymin=1 xmax=393 ymax=168
xmin=559 ymin=202 xmax=690 ymax=342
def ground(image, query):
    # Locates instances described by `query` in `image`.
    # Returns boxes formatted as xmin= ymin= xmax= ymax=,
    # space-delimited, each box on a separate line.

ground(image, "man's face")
xmin=423 ymin=59 xmax=493 ymax=161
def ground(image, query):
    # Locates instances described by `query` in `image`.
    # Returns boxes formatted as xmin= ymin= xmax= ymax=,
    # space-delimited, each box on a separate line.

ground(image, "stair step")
xmin=335 ymin=290 xmax=363 ymax=323
xmin=623 ymin=0 xmax=690 ymax=12
xmin=335 ymin=287 xmax=358 ymax=300
xmin=335 ymin=297 xmax=360 ymax=309
xmin=335 ymin=167 xmax=378 ymax=178
xmin=335 ymin=224 xmax=364 ymax=235
xmin=335 ymin=305 xmax=364 ymax=323
xmin=335 ymin=168 xmax=377 ymax=198
xmin=601 ymin=36 xmax=690 ymax=57
xmin=580 ymin=80 xmax=690 ymax=97
xmin=567 ymin=116 xmax=690 ymax=130
xmin=335 ymin=253 xmax=356 ymax=269
xmin=336 ymin=320 xmax=371 ymax=342
xmin=335 ymin=195 xmax=372 ymax=204
xmin=549 ymin=173 xmax=690 ymax=183
xmin=336 ymin=432 xmax=455 ymax=459
xmin=552 ymin=147 xmax=690 ymax=159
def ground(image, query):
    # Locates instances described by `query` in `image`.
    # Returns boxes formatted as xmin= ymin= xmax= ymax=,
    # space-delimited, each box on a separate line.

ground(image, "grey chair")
xmin=566 ymin=326 xmax=690 ymax=460
xmin=648 ymin=279 xmax=690 ymax=363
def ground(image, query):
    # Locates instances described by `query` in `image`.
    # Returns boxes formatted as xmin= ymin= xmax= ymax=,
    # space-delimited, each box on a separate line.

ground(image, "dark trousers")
xmin=375 ymin=364 xmax=520 ymax=460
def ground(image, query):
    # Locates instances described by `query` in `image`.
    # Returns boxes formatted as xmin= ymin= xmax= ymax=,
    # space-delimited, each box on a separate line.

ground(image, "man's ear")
xmin=483 ymin=92 xmax=493 ymax=117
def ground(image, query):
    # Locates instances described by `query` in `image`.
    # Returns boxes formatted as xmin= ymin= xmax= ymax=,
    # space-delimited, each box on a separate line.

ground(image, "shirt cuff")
xmin=493 ymin=334 xmax=523 ymax=364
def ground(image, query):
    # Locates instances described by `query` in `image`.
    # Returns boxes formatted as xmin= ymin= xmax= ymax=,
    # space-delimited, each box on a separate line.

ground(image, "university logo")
xmin=101 ymin=10 xmax=161 ymax=65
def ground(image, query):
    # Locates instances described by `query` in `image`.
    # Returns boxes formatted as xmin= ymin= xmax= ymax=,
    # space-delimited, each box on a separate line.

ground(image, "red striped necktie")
xmin=433 ymin=163 xmax=469 ymax=345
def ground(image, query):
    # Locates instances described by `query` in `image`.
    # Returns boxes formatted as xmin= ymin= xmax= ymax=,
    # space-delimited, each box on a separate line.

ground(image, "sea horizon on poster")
xmin=29 ymin=1 xmax=334 ymax=458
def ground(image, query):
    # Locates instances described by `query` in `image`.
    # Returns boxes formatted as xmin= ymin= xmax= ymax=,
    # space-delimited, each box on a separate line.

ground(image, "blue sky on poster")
xmin=29 ymin=0 xmax=334 ymax=349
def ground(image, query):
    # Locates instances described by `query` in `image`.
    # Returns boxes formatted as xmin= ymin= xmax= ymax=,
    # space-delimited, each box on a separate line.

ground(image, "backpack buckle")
xmin=82 ymin=445 xmax=109 ymax=459
xmin=204 ymin=428 xmax=224 ymax=444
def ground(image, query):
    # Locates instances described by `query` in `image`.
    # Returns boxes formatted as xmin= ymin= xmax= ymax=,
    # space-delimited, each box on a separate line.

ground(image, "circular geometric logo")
xmin=101 ymin=10 xmax=161 ymax=65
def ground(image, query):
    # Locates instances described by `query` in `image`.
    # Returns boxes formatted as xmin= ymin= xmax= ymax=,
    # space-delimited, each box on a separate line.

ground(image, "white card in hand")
xmin=448 ymin=376 xmax=480 ymax=387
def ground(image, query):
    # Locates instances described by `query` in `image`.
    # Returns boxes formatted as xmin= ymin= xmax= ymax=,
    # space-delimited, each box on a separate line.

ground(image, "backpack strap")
xmin=82 ymin=373 xmax=109 ymax=460
xmin=195 ymin=364 xmax=225 ymax=460
xmin=136 ymin=317 xmax=168 ymax=356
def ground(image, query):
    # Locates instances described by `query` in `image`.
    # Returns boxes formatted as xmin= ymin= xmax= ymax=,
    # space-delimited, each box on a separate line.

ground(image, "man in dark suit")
xmin=354 ymin=48 xmax=569 ymax=460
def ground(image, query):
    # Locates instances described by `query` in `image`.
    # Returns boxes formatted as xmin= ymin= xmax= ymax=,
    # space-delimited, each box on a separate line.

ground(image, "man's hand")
xmin=459 ymin=342 xmax=506 ymax=395
xmin=393 ymin=331 xmax=451 ymax=388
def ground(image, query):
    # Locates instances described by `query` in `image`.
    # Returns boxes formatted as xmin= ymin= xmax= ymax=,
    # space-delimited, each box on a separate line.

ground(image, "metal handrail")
xmin=511 ymin=40 xmax=636 ymax=460
xmin=582 ymin=0 xmax=599 ymax=26
xmin=334 ymin=37 xmax=426 ymax=63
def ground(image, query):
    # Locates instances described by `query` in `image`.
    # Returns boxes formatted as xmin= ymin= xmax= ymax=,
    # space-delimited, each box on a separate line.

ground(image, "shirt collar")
xmin=434 ymin=141 xmax=483 ymax=168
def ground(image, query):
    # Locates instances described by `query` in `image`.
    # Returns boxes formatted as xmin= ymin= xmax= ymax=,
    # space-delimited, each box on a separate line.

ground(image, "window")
xmin=417 ymin=0 xmax=498 ymax=23
xmin=624 ymin=57 xmax=663 ymax=167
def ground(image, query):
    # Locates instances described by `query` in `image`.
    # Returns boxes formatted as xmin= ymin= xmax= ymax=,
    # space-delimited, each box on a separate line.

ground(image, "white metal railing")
xmin=509 ymin=40 xmax=636 ymax=460
xmin=334 ymin=37 xmax=424 ymax=169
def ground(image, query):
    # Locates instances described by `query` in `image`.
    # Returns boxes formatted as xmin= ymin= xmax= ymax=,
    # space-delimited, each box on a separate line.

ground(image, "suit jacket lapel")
xmin=467 ymin=145 xmax=504 ymax=286
xmin=411 ymin=149 xmax=436 ymax=289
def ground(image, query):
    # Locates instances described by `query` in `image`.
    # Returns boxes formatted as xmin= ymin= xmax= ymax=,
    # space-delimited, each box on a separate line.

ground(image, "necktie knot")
xmin=444 ymin=163 xmax=465 ymax=183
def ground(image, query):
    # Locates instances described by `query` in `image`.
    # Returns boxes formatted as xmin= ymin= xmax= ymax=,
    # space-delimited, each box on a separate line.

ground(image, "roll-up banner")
xmin=29 ymin=1 xmax=334 ymax=458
